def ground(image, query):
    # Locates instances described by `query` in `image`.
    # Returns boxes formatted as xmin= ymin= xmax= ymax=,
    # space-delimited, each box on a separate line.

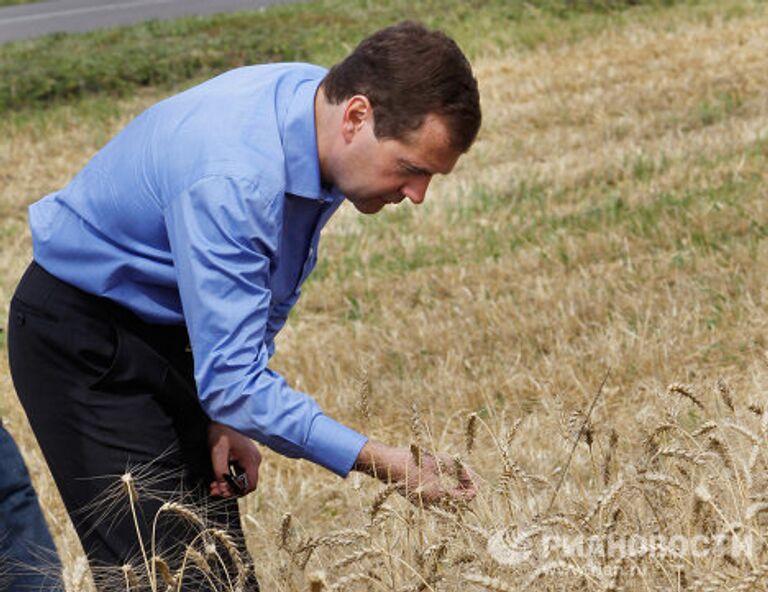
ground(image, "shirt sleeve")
xmin=163 ymin=175 xmax=368 ymax=477
xmin=265 ymin=289 xmax=301 ymax=358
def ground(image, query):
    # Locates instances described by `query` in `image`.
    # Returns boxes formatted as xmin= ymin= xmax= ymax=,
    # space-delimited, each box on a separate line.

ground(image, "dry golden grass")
xmin=2 ymin=1 xmax=768 ymax=590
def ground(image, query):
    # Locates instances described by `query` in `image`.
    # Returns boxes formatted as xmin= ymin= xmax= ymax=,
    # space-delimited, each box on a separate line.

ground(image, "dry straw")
xmin=463 ymin=573 xmax=516 ymax=592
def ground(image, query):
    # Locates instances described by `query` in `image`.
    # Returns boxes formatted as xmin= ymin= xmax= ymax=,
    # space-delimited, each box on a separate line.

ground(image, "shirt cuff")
xmin=303 ymin=414 xmax=368 ymax=477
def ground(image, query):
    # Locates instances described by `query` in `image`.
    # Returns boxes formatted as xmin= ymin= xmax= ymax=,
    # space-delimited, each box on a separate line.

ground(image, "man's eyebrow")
xmin=397 ymin=158 xmax=433 ymax=176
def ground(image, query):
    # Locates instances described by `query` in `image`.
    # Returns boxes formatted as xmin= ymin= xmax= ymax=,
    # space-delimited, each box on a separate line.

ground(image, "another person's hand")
xmin=208 ymin=422 xmax=261 ymax=498
xmin=353 ymin=440 xmax=479 ymax=506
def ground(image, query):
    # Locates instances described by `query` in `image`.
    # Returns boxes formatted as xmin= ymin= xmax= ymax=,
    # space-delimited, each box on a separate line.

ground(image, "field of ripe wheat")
xmin=1 ymin=1 xmax=768 ymax=590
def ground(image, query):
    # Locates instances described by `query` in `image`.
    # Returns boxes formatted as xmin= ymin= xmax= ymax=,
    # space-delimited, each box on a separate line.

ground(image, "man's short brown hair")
xmin=322 ymin=21 xmax=481 ymax=153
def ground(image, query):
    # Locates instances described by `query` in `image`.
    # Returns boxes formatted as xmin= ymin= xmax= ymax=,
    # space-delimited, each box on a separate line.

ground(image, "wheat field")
xmin=2 ymin=1 xmax=768 ymax=590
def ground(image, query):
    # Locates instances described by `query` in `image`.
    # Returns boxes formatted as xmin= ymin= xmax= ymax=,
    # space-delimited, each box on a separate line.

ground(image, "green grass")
xmin=311 ymin=136 xmax=767 ymax=284
xmin=0 ymin=0 xmax=40 ymax=6
xmin=0 ymin=0 xmax=704 ymax=114
xmin=697 ymin=90 xmax=746 ymax=127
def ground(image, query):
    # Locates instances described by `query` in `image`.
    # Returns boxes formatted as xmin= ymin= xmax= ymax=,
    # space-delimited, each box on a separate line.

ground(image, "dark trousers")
xmin=7 ymin=262 xmax=258 ymax=590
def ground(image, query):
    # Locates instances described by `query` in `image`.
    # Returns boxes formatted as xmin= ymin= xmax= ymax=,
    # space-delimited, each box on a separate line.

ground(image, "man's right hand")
xmin=352 ymin=440 xmax=479 ymax=506
xmin=208 ymin=421 xmax=261 ymax=498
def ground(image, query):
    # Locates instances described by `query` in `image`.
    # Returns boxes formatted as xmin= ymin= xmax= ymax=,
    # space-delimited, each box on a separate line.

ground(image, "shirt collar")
xmin=283 ymin=76 xmax=337 ymax=203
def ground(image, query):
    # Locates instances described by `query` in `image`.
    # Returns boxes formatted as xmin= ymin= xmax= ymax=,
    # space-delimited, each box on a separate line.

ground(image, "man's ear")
xmin=341 ymin=95 xmax=373 ymax=143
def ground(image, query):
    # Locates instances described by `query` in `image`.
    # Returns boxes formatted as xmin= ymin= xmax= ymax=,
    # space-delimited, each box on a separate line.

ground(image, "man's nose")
xmin=403 ymin=177 xmax=432 ymax=205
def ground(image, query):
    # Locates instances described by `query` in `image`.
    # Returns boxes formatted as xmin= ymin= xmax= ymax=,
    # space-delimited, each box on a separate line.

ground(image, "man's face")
xmin=335 ymin=109 xmax=461 ymax=215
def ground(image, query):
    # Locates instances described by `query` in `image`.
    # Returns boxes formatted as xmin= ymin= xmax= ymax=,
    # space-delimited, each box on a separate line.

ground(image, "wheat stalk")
xmin=667 ymin=383 xmax=705 ymax=409
xmin=121 ymin=563 xmax=139 ymax=592
xmin=546 ymin=370 xmax=610 ymax=514
xmin=465 ymin=412 xmax=478 ymax=454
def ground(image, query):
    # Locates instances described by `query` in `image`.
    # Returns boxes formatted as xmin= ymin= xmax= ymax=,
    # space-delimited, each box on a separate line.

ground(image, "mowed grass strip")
xmin=0 ymin=0 xmax=726 ymax=115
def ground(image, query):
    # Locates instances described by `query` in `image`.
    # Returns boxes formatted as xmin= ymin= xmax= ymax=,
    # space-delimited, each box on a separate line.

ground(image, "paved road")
xmin=0 ymin=0 xmax=297 ymax=45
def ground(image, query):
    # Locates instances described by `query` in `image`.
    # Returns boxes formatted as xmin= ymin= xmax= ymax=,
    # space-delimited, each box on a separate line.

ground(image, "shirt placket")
xmin=295 ymin=199 xmax=339 ymax=287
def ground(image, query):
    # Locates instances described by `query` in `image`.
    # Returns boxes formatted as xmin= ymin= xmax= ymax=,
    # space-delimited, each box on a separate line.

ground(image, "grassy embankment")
xmin=2 ymin=0 xmax=768 ymax=590
xmin=0 ymin=0 xmax=40 ymax=6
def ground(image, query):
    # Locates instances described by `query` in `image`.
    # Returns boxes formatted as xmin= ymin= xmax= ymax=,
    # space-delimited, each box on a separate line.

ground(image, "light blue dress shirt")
xmin=28 ymin=63 xmax=368 ymax=477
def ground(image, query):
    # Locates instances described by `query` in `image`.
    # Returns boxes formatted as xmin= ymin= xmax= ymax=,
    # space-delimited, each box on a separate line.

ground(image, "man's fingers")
xmin=457 ymin=464 xmax=479 ymax=488
xmin=450 ymin=482 xmax=477 ymax=501
xmin=210 ymin=438 xmax=230 ymax=479
xmin=209 ymin=432 xmax=233 ymax=498
xmin=453 ymin=464 xmax=479 ymax=500
xmin=210 ymin=479 xmax=234 ymax=498
xmin=229 ymin=449 xmax=260 ymax=495
xmin=244 ymin=458 xmax=259 ymax=493
xmin=374 ymin=444 xmax=480 ymax=507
